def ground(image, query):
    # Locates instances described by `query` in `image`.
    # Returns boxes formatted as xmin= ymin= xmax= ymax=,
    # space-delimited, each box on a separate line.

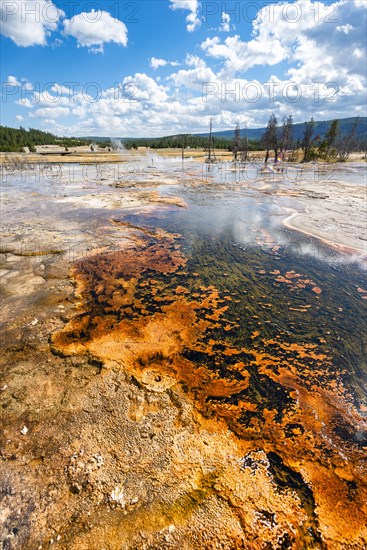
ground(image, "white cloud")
xmin=150 ymin=57 xmax=180 ymax=70
xmin=336 ymin=24 xmax=353 ymax=34
xmin=220 ymin=12 xmax=230 ymax=32
xmin=6 ymin=75 xmax=20 ymax=86
xmin=353 ymin=48 xmax=363 ymax=59
xmin=5 ymin=76 xmax=34 ymax=93
xmin=15 ymin=98 xmax=33 ymax=108
xmin=150 ymin=57 xmax=168 ymax=69
xmin=6 ymin=0 xmax=366 ymax=137
xmin=251 ymin=0 xmax=366 ymax=84
xmin=17 ymin=59 xmax=366 ymax=138
xmin=31 ymin=90 xmax=71 ymax=107
xmin=0 ymin=0 xmax=63 ymax=46
xmin=169 ymin=0 xmax=201 ymax=32
xmin=15 ymin=114 xmax=23 ymax=121
xmin=50 ymin=84 xmax=72 ymax=96
xmin=63 ymin=10 xmax=128 ymax=52
xmin=201 ymin=0 xmax=366 ymax=92
xmin=201 ymin=34 xmax=286 ymax=74
xmin=32 ymin=106 xmax=70 ymax=119
xmin=121 ymin=73 xmax=169 ymax=103
xmin=170 ymin=62 xmax=217 ymax=91
xmin=185 ymin=54 xmax=206 ymax=68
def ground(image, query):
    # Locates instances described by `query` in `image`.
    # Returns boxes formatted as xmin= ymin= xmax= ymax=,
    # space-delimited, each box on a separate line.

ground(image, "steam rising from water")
xmin=144 ymin=150 xmax=189 ymax=170
xmin=111 ymin=139 xmax=126 ymax=152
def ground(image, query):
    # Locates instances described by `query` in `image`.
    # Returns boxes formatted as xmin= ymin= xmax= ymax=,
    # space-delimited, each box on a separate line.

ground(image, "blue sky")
xmin=1 ymin=0 xmax=366 ymax=137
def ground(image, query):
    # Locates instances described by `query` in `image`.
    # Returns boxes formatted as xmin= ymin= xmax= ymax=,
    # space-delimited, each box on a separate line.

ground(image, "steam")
xmin=111 ymin=139 xmax=126 ymax=151
xmin=144 ymin=150 xmax=190 ymax=170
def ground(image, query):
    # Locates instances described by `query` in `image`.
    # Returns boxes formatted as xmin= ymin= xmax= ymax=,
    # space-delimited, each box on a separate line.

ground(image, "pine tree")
xmin=319 ymin=119 xmax=340 ymax=159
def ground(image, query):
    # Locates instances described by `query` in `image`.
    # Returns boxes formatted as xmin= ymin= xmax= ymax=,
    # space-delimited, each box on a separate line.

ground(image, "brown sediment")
xmin=133 ymin=190 xmax=187 ymax=208
xmin=51 ymin=225 xmax=367 ymax=548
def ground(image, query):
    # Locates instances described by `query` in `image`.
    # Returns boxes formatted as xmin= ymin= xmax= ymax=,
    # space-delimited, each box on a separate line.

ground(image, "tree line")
xmin=260 ymin=115 xmax=364 ymax=163
xmin=122 ymin=134 xmax=262 ymax=151
xmin=1 ymin=120 xmax=365 ymax=160
xmin=0 ymin=126 xmax=91 ymax=152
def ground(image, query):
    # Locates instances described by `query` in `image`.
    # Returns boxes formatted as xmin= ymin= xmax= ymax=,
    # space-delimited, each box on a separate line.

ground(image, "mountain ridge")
xmin=84 ymin=117 xmax=367 ymax=142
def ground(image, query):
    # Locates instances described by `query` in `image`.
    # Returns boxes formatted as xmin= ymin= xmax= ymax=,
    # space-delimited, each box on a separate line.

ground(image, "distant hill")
xmin=83 ymin=117 xmax=367 ymax=152
xmin=83 ymin=117 xmax=367 ymax=146
xmin=2 ymin=117 xmax=366 ymax=153
xmin=196 ymin=117 xmax=367 ymax=142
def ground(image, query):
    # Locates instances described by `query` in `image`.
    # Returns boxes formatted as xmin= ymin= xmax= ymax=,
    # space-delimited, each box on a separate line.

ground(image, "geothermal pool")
xmin=1 ymin=157 xmax=366 ymax=548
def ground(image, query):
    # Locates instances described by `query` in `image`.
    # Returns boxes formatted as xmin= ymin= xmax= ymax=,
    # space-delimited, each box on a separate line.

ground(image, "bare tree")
xmin=301 ymin=117 xmax=315 ymax=162
xmin=280 ymin=115 xmax=293 ymax=160
xmin=337 ymin=117 xmax=360 ymax=161
xmin=240 ymin=134 xmax=249 ymax=162
xmin=262 ymin=114 xmax=278 ymax=163
xmin=232 ymin=120 xmax=241 ymax=161
xmin=206 ymin=118 xmax=217 ymax=163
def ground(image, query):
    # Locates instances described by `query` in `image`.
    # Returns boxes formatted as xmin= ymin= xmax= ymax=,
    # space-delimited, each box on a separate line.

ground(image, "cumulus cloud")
xmin=15 ymin=114 xmax=23 ymax=121
xmin=202 ymin=0 xmax=366 ymax=85
xmin=17 ymin=60 xmax=367 ymax=138
xmin=0 ymin=0 xmax=63 ymax=46
xmin=150 ymin=57 xmax=168 ymax=70
xmin=32 ymin=90 xmax=71 ymax=107
xmin=6 ymin=75 xmax=20 ymax=86
xmin=32 ymin=106 xmax=70 ymax=119
xmin=254 ymin=0 xmax=366 ymax=78
xmin=201 ymin=34 xmax=287 ymax=74
xmin=15 ymin=98 xmax=33 ymax=108
xmin=22 ymin=81 xmax=33 ymax=90
xmin=63 ymin=10 xmax=128 ymax=52
xmin=336 ymin=23 xmax=353 ymax=34
xmin=185 ymin=54 xmax=206 ymax=68
xmin=121 ymin=73 xmax=169 ymax=103
xmin=150 ymin=57 xmax=180 ymax=70
xmin=220 ymin=12 xmax=230 ymax=32
xmin=7 ymin=0 xmax=366 ymax=136
xmin=170 ymin=60 xmax=217 ymax=91
xmin=169 ymin=0 xmax=201 ymax=32
xmin=50 ymin=84 xmax=72 ymax=96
